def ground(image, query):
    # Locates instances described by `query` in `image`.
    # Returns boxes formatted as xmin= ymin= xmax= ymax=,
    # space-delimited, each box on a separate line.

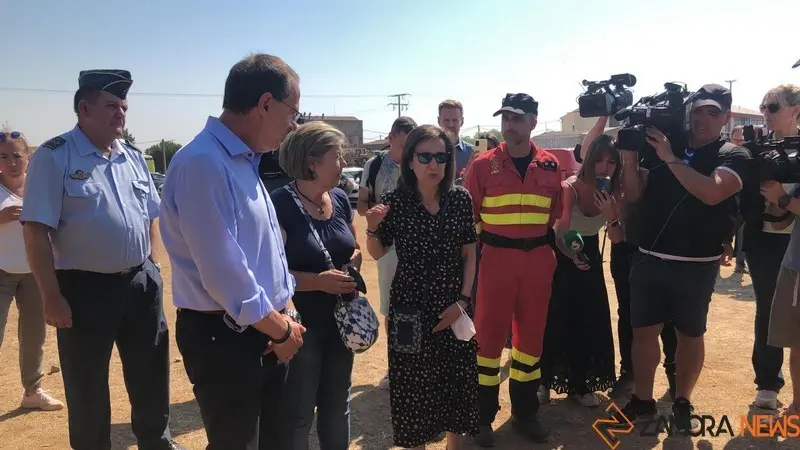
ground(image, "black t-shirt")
xmin=512 ymin=152 xmax=533 ymax=179
xmin=636 ymin=139 xmax=750 ymax=259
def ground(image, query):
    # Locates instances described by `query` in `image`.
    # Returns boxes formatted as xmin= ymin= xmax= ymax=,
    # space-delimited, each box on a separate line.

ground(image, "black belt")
xmin=479 ymin=229 xmax=554 ymax=252
xmin=58 ymin=262 xmax=145 ymax=276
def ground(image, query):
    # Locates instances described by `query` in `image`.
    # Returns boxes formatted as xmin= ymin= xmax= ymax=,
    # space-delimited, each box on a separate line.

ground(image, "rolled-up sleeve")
xmin=172 ymin=155 xmax=275 ymax=325
xmin=20 ymin=148 xmax=63 ymax=229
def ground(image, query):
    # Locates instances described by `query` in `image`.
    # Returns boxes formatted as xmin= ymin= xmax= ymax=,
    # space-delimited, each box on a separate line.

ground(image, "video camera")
xmin=741 ymin=124 xmax=800 ymax=183
xmin=614 ymin=82 xmax=691 ymax=153
xmin=578 ymin=73 xmax=637 ymax=118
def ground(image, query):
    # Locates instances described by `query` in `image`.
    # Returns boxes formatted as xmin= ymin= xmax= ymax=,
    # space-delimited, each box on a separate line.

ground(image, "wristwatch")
xmin=284 ymin=308 xmax=302 ymax=325
xmin=778 ymin=194 xmax=792 ymax=209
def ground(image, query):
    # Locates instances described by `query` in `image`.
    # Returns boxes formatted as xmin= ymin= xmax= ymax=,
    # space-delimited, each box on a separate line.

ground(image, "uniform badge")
xmin=69 ymin=170 xmax=90 ymax=181
xmin=41 ymin=136 xmax=66 ymax=150
xmin=490 ymin=158 xmax=500 ymax=174
xmin=541 ymin=160 xmax=558 ymax=172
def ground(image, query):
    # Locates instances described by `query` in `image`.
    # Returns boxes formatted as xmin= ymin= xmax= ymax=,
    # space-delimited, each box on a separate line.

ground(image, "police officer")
xmin=20 ymin=70 xmax=182 ymax=450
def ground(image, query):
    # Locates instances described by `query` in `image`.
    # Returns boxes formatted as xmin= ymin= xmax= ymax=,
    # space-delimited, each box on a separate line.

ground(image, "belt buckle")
xmin=117 ymin=267 xmax=133 ymax=275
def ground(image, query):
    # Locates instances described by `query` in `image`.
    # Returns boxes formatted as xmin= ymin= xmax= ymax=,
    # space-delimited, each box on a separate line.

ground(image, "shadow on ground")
xmin=715 ymin=271 xmax=755 ymax=303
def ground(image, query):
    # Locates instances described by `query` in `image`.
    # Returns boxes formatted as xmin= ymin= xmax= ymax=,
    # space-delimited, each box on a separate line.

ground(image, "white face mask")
xmin=450 ymin=303 xmax=476 ymax=341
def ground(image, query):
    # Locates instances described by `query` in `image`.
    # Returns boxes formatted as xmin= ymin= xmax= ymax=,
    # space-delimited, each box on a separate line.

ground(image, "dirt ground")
xmin=1 ymin=215 xmax=799 ymax=449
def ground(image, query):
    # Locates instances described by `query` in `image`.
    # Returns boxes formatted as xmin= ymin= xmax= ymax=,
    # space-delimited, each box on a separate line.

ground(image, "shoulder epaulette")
xmin=40 ymin=136 xmax=66 ymax=151
xmin=122 ymin=139 xmax=141 ymax=152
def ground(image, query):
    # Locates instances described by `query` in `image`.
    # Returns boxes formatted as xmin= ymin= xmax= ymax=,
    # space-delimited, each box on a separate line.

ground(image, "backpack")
xmin=366 ymin=151 xmax=385 ymax=204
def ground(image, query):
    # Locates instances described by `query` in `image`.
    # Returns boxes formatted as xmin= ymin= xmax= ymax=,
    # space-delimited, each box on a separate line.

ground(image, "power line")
xmin=387 ymin=93 xmax=410 ymax=118
xmin=0 ymin=86 xmax=390 ymax=99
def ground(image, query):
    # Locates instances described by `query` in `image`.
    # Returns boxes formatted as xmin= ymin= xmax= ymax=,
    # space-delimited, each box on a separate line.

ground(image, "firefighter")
xmin=463 ymin=93 xmax=563 ymax=447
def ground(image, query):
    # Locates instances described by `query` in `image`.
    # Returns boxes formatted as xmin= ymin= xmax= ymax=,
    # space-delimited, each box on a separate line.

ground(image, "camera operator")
xmin=752 ymin=84 xmax=800 ymax=416
xmin=619 ymin=84 xmax=750 ymax=432
xmin=739 ymin=84 xmax=800 ymax=411
xmin=579 ymin=116 xmax=678 ymax=400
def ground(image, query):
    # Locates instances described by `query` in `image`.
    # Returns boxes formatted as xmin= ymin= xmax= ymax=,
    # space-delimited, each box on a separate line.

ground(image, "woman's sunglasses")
xmin=0 ymin=131 xmax=21 ymax=142
xmin=760 ymin=103 xmax=781 ymax=114
xmin=415 ymin=152 xmax=451 ymax=165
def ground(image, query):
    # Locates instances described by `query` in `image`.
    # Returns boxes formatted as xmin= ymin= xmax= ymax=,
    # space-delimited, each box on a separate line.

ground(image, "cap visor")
xmin=492 ymin=106 xmax=526 ymax=117
xmin=793 ymin=58 xmax=800 ymax=69
xmin=692 ymin=99 xmax=723 ymax=111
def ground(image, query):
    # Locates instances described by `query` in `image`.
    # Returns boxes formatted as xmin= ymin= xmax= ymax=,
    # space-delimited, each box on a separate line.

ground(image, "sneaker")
xmin=672 ymin=397 xmax=699 ymax=435
xmin=378 ymin=373 xmax=390 ymax=390
xmin=754 ymin=390 xmax=779 ymax=410
xmin=611 ymin=372 xmax=635 ymax=397
xmin=21 ymin=388 xmax=64 ymax=411
xmin=571 ymin=392 xmax=601 ymax=407
xmin=537 ymin=385 xmax=550 ymax=404
xmin=621 ymin=394 xmax=657 ymax=422
xmin=473 ymin=425 xmax=495 ymax=448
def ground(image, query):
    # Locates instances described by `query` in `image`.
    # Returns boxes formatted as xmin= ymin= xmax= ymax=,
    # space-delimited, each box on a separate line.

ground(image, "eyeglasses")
xmin=0 ymin=131 xmax=21 ymax=143
xmin=760 ymin=103 xmax=781 ymax=114
xmin=416 ymin=152 xmax=451 ymax=165
xmin=277 ymin=98 xmax=302 ymax=123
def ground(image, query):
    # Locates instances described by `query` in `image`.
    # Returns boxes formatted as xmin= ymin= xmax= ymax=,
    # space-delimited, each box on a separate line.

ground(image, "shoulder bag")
xmin=283 ymin=184 xmax=379 ymax=354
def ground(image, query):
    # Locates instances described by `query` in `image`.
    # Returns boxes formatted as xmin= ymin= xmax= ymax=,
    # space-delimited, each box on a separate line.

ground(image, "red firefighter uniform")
xmin=463 ymin=140 xmax=563 ymax=428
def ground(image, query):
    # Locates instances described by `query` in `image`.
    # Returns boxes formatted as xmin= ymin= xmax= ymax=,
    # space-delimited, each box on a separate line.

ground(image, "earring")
xmin=310 ymin=171 xmax=317 ymax=180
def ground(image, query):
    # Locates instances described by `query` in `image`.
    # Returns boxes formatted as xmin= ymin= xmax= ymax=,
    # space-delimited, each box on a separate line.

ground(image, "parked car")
xmin=150 ymin=172 xmax=165 ymax=195
xmin=341 ymin=167 xmax=363 ymax=205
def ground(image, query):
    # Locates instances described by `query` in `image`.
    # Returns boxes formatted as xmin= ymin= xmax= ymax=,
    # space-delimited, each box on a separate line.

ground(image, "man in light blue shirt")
xmin=159 ymin=53 xmax=305 ymax=450
xmin=438 ymin=99 xmax=475 ymax=175
xmin=21 ymin=70 xmax=179 ymax=450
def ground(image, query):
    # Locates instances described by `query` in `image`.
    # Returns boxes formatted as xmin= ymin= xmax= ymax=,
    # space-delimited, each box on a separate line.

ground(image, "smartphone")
xmin=596 ymin=176 xmax=612 ymax=193
xmin=474 ymin=139 xmax=488 ymax=155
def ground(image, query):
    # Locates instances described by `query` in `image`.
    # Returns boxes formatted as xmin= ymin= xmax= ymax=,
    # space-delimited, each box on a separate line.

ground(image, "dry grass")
xmin=1 ymin=216 xmax=799 ymax=449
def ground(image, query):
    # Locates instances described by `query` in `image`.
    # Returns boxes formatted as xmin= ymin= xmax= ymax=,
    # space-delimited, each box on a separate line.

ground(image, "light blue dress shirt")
xmin=455 ymin=138 xmax=474 ymax=175
xmin=20 ymin=125 xmax=159 ymax=273
xmin=159 ymin=117 xmax=295 ymax=326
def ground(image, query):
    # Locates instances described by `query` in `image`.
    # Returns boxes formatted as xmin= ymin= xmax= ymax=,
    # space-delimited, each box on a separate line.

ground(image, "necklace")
xmin=295 ymin=183 xmax=324 ymax=215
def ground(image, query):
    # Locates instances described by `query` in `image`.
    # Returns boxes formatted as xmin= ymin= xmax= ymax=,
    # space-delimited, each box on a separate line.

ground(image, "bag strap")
xmin=283 ymin=183 xmax=337 ymax=272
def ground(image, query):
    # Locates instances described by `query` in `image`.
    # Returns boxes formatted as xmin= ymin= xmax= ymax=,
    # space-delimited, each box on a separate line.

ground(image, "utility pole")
xmin=160 ymin=139 xmax=167 ymax=173
xmin=388 ymin=93 xmax=410 ymax=118
xmin=725 ymin=79 xmax=737 ymax=136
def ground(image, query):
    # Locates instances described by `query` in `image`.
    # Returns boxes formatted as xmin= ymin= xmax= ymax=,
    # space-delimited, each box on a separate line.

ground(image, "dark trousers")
xmin=746 ymin=233 xmax=789 ymax=393
xmin=610 ymin=243 xmax=677 ymax=376
xmin=176 ymin=308 xmax=289 ymax=450
xmin=55 ymin=260 xmax=171 ymax=450
xmin=284 ymin=323 xmax=354 ymax=450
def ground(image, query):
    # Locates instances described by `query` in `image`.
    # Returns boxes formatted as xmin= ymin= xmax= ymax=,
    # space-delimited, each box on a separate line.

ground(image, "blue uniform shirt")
xmin=20 ymin=125 xmax=159 ymax=273
xmin=455 ymin=138 xmax=474 ymax=175
xmin=159 ymin=117 xmax=295 ymax=326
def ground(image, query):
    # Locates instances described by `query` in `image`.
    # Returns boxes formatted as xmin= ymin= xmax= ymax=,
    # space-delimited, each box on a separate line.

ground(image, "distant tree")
xmin=474 ymin=129 xmax=504 ymax=143
xmin=122 ymin=128 xmax=135 ymax=143
xmin=146 ymin=140 xmax=181 ymax=173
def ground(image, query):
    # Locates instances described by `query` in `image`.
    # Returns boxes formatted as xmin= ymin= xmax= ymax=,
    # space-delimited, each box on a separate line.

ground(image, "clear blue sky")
xmin=1 ymin=0 xmax=798 ymax=148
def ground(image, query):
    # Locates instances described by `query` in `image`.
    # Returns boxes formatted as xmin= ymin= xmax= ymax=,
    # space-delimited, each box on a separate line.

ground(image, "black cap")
xmin=493 ymin=93 xmax=538 ymax=117
xmin=78 ymin=70 xmax=133 ymax=100
xmin=691 ymin=84 xmax=732 ymax=111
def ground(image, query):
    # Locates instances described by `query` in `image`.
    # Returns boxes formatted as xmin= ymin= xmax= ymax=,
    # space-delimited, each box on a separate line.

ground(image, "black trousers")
xmin=56 ymin=260 xmax=171 ymax=450
xmin=746 ymin=233 xmax=789 ymax=393
xmin=176 ymin=308 xmax=290 ymax=450
xmin=610 ymin=242 xmax=677 ymax=376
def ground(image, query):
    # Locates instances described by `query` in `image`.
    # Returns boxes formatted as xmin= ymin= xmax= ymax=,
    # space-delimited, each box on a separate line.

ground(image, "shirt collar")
xmin=72 ymin=125 xmax=126 ymax=160
xmin=204 ymin=116 xmax=252 ymax=157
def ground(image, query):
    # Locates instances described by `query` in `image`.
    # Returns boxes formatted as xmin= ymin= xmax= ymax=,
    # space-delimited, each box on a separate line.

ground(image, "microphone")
xmin=563 ymin=229 xmax=590 ymax=265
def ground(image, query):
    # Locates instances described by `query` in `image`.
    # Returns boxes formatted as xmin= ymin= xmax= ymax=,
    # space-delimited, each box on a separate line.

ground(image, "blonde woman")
xmin=271 ymin=122 xmax=362 ymax=450
xmin=744 ymin=84 xmax=800 ymax=411
xmin=0 ymin=130 xmax=63 ymax=411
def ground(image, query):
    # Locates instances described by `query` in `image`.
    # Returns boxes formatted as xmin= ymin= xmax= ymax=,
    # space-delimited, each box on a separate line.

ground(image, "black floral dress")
xmin=374 ymin=186 xmax=480 ymax=448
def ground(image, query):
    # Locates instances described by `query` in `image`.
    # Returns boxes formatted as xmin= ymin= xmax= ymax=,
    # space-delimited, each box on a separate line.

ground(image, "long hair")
xmin=399 ymin=125 xmax=455 ymax=197
xmin=577 ymin=134 xmax=622 ymax=194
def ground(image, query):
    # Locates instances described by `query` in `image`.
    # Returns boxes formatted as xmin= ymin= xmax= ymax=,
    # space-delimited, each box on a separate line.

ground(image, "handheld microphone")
xmin=563 ymin=229 xmax=590 ymax=265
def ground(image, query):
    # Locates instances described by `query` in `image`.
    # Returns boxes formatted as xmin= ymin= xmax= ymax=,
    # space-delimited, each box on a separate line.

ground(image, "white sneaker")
xmin=537 ymin=385 xmax=550 ymax=404
xmin=378 ymin=373 xmax=390 ymax=390
xmin=571 ymin=392 xmax=601 ymax=407
xmin=21 ymin=388 xmax=64 ymax=411
xmin=754 ymin=390 xmax=778 ymax=410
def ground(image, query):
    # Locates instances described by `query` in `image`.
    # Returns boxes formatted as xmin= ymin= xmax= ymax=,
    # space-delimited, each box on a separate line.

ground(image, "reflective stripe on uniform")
xmin=480 ymin=212 xmax=550 ymax=226
xmin=482 ymin=193 xmax=551 ymax=209
xmin=509 ymin=347 xmax=541 ymax=383
xmin=478 ymin=355 xmax=502 ymax=386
